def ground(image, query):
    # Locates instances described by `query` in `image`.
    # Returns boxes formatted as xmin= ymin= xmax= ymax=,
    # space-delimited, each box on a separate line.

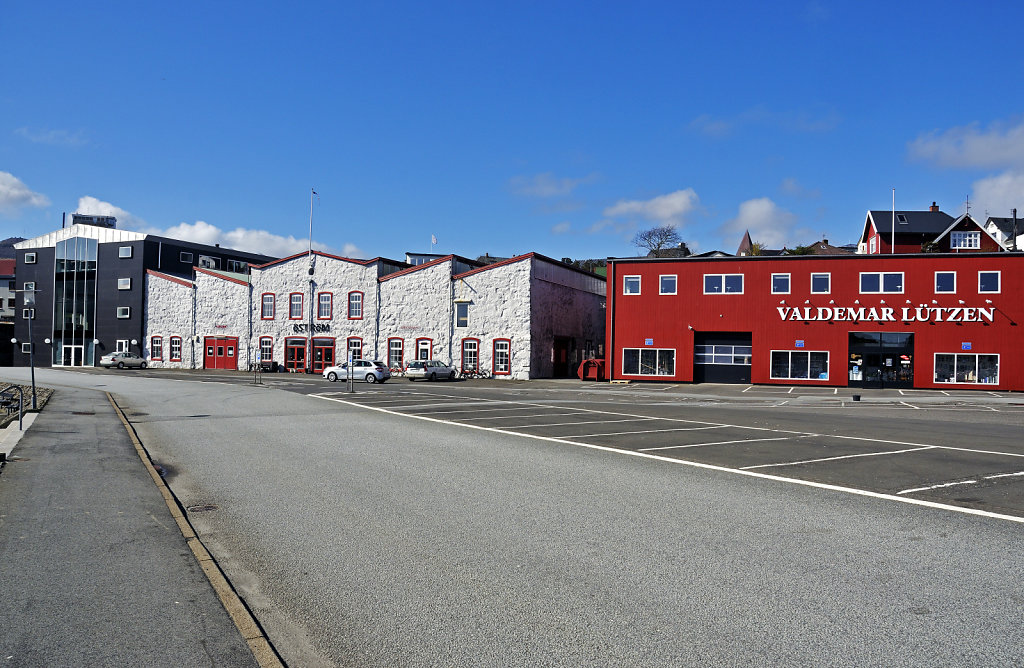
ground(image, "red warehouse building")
xmin=605 ymin=252 xmax=1023 ymax=390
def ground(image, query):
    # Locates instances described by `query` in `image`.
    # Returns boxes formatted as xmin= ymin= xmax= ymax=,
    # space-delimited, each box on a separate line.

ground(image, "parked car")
xmin=99 ymin=352 xmax=148 ymax=369
xmin=323 ymin=359 xmax=391 ymax=383
xmin=405 ymin=359 xmax=457 ymax=381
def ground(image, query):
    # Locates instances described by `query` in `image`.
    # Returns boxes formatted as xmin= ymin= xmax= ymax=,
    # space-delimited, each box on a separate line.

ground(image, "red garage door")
xmin=204 ymin=336 xmax=238 ymax=370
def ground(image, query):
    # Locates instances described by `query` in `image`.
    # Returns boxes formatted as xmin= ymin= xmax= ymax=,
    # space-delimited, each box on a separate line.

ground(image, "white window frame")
xmin=771 ymin=273 xmax=790 ymax=295
xmin=116 ymin=339 xmax=130 ymax=353
xmin=317 ymin=293 xmax=332 ymax=319
xmin=24 ymin=252 xmax=37 ymax=264
xmin=869 ymin=236 xmax=877 ymax=254
xmin=348 ymin=338 xmax=363 ymax=360
xmin=493 ymin=339 xmax=511 ymax=375
xmin=659 ymin=275 xmax=677 ymax=295
xmin=703 ymin=274 xmax=744 ymax=295
xmin=858 ymin=271 xmax=904 ymax=294
xmin=116 ymin=306 xmax=131 ymax=319
xmin=694 ymin=344 xmax=752 ymax=366
xmin=24 ymin=281 xmax=36 ymax=292
xmin=933 ymin=352 xmax=999 ymax=385
xmin=180 ymin=251 xmax=193 ymax=263
xmin=21 ymin=342 xmax=32 ymax=353
xmin=770 ymin=350 xmax=830 ymax=381
xmin=810 ymin=273 xmax=831 ymax=294
xmin=461 ymin=339 xmax=479 ymax=372
xmin=118 ymin=246 xmax=133 ymax=258
xmin=950 ymin=231 xmax=981 ymax=250
xmin=455 ymin=302 xmax=469 ymax=327
xmin=934 ymin=271 xmax=956 ymax=294
xmin=979 ymin=271 xmax=1001 ymax=294
xmin=259 ymin=337 xmax=273 ymax=361
xmin=117 ymin=278 xmax=131 ymax=290
xmin=388 ymin=339 xmax=404 ymax=368
xmin=621 ymin=348 xmax=676 ymax=376
xmin=623 ymin=275 xmax=641 ymax=295
xmin=22 ymin=308 xmax=34 ymax=319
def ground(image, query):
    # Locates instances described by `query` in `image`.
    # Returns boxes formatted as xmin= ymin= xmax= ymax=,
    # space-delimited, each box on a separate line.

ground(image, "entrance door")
xmin=61 ymin=345 xmax=84 ymax=367
xmin=849 ymin=332 xmax=913 ymax=389
xmin=552 ymin=337 xmax=571 ymax=377
xmin=285 ymin=337 xmax=307 ymax=372
xmin=693 ymin=332 xmax=753 ymax=383
xmin=312 ymin=338 xmax=335 ymax=373
xmin=203 ymin=336 xmax=239 ymax=370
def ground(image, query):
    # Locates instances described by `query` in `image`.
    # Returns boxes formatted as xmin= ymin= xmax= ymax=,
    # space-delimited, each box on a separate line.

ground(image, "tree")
xmin=785 ymin=244 xmax=815 ymax=256
xmin=632 ymin=225 xmax=682 ymax=254
xmin=748 ymin=241 xmax=766 ymax=256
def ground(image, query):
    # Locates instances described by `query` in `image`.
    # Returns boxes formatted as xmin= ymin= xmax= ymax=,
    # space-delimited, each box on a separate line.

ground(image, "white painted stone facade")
xmin=143 ymin=251 xmax=606 ymax=379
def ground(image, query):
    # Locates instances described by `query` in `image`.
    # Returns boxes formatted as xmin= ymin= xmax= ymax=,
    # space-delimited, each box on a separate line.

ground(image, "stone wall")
xmin=144 ymin=273 xmax=196 ymax=368
xmin=453 ymin=259 xmax=532 ymax=379
xmin=194 ymin=271 xmax=251 ymax=368
xmin=379 ymin=260 xmax=454 ymax=365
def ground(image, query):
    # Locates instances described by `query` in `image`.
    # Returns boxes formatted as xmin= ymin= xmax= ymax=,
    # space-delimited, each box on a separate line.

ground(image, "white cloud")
xmin=971 ymin=171 xmax=1024 ymax=219
xmin=719 ymin=197 xmax=797 ymax=248
xmin=0 ymin=172 xmax=50 ymax=213
xmin=780 ymin=177 xmax=820 ymax=199
xmin=509 ymin=172 xmax=596 ymax=198
xmin=909 ymin=119 xmax=1024 ymax=169
xmin=551 ymin=221 xmax=572 ymax=234
xmin=603 ymin=189 xmax=699 ymax=227
xmin=74 ymin=196 xmax=359 ymax=258
xmin=15 ymin=127 xmax=88 ymax=147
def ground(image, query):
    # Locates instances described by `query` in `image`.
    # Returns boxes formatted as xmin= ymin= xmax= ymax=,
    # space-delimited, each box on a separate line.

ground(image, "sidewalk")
xmin=0 ymin=388 xmax=259 ymax=667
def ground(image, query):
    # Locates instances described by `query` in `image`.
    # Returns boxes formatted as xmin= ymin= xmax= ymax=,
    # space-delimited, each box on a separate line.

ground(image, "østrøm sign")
xmin=776 ymin=305 xmax=995 ymax=323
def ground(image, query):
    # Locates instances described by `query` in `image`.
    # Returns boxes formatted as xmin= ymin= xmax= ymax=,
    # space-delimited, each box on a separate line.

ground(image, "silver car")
xmin=323 ymin=359 xmax=391 ymax=383
xmin=405 ymin=359 xmax=457 ymax=381
xmin=99 ymin=352 xmax=148 ymax=369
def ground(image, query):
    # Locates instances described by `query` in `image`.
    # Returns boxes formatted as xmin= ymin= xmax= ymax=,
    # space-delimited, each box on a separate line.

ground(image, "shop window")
xmin=455 ymin=302 xmax=469 ymax=327
xmin=659 ymin=275 xmax=677 ymax=295
xmin=810 ymin=273 xmax=830 ymax=294
xmin=318 ymin=292 xmax=332 ymax=319
xmin=934 ymin=353 xmax=998 ymax=384
xmin=623 ymin=275 xmax=641 ymax=295
xmin=770 ymin=351 xmax=829 ymax=380
xmin=493 ymin=339 xmax=511 ymax=375
xmin=151 ymin=336 xmax=163 ymax=360
xmin=859 ymin=272 xmax=903 ymax=294
xmin=979 ymin=271 xmax=1000 ymax=293
xmin=289 ymin=293 xmax=303 ymax=319
xmin=703 ymin=274 xmax=743 ymax=294
xmin=934 ymin=272 xmax=956 ymax=294
xmin=771 ymin=274 xmax=790 ymax=294
xmin=261 ymin=294 xmax=275 ymax=319
xmin=950 ymin=231 xmax=980 ymax=249
xmin=621 ymin=348 xmax=676 ymax=376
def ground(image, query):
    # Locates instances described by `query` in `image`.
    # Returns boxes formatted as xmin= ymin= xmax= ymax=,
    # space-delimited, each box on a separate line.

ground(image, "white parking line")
xmin=310 ymin=393 xmax=1024 ymax=525
xmin=568 ymin=425 xmax=733 ymax=438
xmin=503 ymin=418 xmax=658 ymax=429
xmin=899 ymin=402 xmax=920 ymax=409
xmin=639 ymin=436 xmax=794 ymax=452
xmin=742 ymin=446 xmax=937 ymax=470
xmin=898 ymin=480 xmax=978 ymax=495
xmin=984 ymin=471 xmax=1024 ymax=480
xmin=457 ymin=411 xmax=587 ymax=422
xmin=409 ymin=405 xmax=548 ymax=416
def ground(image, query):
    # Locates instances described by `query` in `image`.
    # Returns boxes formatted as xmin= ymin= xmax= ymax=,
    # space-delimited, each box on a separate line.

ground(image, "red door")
xmin=203 ymin=336 xmax=238 ymax=370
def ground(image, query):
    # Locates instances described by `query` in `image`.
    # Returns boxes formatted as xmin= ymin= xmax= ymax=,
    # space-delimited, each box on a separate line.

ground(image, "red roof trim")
xmin=250 ymin=250 xmax=375 ymax=270
xmin=146 ymin=269 xmax=193 ymax=288
xmin=194 ymin=266 xmax=250 ymax=286
xmin=379 ymin=255 xmax=455 ymax=282
xmin=453 ymin=253 xmax=534 ymax=279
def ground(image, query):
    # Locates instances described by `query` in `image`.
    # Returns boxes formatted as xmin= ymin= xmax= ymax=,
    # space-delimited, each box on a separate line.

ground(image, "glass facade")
xmin=52 ymin=237 xmax=98 ymax=366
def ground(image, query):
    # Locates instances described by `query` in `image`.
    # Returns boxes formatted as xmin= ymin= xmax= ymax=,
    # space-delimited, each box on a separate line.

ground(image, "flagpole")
xmin=309 ymin=188 xmax=314 ymax=255
xmin=891 ymin=188 xmax=895 ymax=255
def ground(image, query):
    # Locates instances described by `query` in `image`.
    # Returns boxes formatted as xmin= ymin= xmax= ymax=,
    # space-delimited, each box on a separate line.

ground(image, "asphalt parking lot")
xmin=302 ymin=377 xmax=1024 ymax=522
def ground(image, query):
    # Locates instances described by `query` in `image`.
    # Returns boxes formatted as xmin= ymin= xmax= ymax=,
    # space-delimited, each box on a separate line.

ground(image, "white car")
xmin=405 ymin=360 xmax=457 ymax=381
xmin=323 ymin=359 xmax=391 ymax=383
xmin=99 ymin=352 xmax=148 ymax=369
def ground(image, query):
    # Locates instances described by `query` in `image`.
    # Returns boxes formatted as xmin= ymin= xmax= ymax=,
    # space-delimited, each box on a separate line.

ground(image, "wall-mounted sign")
xmin=795 ymin=340 xmax=804 ymax=348
xmin=962 ymin=342 xmax=972 ymax=350
xmin=293 ymin=323 xmax=330 ymax=334
xmin=777 ymin=305 xmax=994 ymax=324
xmin=645 ymin=338 xmax=654 ymax=346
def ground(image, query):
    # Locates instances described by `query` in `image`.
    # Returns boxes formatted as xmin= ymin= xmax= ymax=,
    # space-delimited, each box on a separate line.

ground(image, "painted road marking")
xmin=742 ymin=446 xmax=937 ymax=470
xmin=311 ymin=393 xmax=1024 ymax=525
xmin=898 ymin=480 xmax=979 ymax=495
xmin=503 ymin=418 xmax=659 ymax=429
xmin=639 ymin=436 xmax=796 ymax=452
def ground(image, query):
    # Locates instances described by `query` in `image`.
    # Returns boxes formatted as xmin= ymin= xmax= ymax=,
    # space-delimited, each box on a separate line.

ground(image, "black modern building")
xmin=11 ymin=216 xmax=276 ymax=367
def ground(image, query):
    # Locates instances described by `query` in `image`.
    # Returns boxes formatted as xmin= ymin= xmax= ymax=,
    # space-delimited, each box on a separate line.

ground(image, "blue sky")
xmin=3 ymin=1 xmax=1024 ymax=260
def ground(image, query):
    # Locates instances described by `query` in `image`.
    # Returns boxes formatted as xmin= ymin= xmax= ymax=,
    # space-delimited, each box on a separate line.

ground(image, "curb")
xmin=106 ymin=393 xmax=285 ymax=668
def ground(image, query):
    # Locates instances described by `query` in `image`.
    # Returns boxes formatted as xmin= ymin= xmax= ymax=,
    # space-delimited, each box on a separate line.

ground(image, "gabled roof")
xmin=379 ymin=254 xmax=484 ymax=282
xmin=146 ymin=269 xmax=193 ymax=288
xmin=860 ymin=210 xmax=954 ymax=245
xmin=931 ymin=213 xmax=1004 ymax=249
xmin=250 ymin=249 xmax=376 ymax=270
xmin=194 ymin=266 xmax=250 ymax=286
xmin=985 ymin=216 xmax=1021 ymax=240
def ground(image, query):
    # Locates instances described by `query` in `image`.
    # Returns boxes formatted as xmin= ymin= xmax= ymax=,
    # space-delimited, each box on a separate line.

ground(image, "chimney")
xmin=930 ymin=201 xmax=939 ymax=212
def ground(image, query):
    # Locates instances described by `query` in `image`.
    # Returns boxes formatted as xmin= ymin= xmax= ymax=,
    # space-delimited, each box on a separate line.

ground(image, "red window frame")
xmin=150 ymin=336 xmax=163 ymax=361
xmin=259 ymin=336 xmax=273 ymax=361
xmin=493 ymin=338 xmax=511 ymax=375
xmin=415 ymin=337 xmax=433 ymax=360
xmin=347 ymin=336 xmax=363 ymax=360
xmin=261 ymin=293 xmax=275 ymax=320
xmin=289 ymin=292 xmax=303 ymax=320
xmin=348 ymin=291 xmax=364 ymax=320
xmin=387 ymin=337 xmax=404 ymax=369
xmin=169 ymin=336 xmax=182 ymax=362
xmin=461 ymin=338 xmax=480 ymax=373
xmin=317 ymin=292 xmax=333 ymax=320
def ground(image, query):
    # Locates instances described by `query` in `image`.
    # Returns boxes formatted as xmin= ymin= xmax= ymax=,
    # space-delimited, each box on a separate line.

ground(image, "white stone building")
xmin=144 ymin=250 xmax=606 ymax=379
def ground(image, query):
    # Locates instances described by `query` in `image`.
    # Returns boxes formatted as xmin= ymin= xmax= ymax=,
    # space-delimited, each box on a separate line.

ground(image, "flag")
xmin=431 ymin=234 xmax=437 ymax=245
xmin=312 ymin=189 xmax=318 ymax=195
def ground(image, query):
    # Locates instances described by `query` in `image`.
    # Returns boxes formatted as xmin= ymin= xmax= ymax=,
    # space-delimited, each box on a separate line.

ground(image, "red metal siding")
xmin=607 ymin=254 xmax=1023 ymax=390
